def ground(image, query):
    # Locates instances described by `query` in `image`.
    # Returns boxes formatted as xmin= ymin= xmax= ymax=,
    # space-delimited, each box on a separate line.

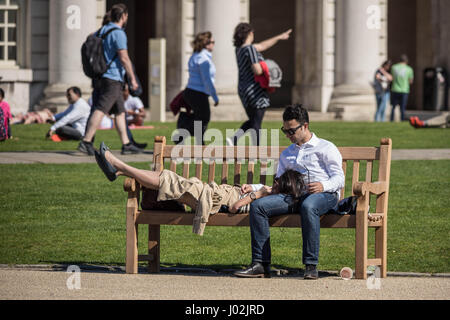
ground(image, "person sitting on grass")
xmin=94 ymin=141 xmax=306 ymax=236
xmin=45 ymin=87 xmax=91 ymax=141
xmin=123 ymin=83 xmax=146 ymax=126
xmin=409 ymin=114 xmax=450 ymax=129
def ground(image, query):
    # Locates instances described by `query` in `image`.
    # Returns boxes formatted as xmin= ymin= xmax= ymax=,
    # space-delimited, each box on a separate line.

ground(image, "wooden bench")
xmin=124 ymin=136 xmax=392 ymax=279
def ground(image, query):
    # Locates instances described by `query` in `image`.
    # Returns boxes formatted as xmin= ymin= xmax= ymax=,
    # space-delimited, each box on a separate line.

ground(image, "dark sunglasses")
xmin=208 ymin=40 xmax=215 ymax=45
xmin=281 ymin=124 xmax=303 ymax=136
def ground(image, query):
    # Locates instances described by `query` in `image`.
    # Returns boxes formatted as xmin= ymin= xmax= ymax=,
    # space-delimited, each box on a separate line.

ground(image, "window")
xmin=0 ymin=0 xmax=19 ymax=66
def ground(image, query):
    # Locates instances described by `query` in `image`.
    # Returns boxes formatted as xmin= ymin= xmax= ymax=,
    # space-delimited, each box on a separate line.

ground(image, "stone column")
xmin=292 ymin=0 xmax=336 ymax=113
xmin=41 ymin=0 xmax=97 ymax=112
xmin=195 ymin=0 xmax=247 ymax=121
xmin=329 ymin=0 xmax=385 ymax=120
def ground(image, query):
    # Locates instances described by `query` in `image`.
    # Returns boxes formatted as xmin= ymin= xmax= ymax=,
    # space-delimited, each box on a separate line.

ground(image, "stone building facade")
xmin=0 ymin=0 xmax=449 ymax=120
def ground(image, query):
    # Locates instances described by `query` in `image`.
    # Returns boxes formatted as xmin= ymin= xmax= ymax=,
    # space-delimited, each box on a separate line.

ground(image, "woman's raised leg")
xmin=104 ymin=150 xmax=160 ymax=189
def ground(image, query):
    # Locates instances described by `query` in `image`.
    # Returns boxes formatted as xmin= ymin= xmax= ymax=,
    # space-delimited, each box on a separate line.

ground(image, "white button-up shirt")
xmin=276 ymin=133 xmax=345 ymax=196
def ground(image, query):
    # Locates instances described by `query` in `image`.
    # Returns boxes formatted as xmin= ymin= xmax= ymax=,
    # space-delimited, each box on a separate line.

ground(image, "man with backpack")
xmin=78 ymin=3 xmax=141 ymax=155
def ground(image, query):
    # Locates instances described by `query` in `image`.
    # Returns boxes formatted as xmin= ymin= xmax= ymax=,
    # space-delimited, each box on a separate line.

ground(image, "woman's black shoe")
xmin=94 ymin=142 xmax=117 ymax=182
xmin=233 ymin=262 xmax=271 ymax=278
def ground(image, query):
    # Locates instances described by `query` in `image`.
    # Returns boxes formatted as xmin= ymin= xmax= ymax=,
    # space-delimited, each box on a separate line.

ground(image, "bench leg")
xmin=148 ymin=225 xmax=160 ymax=273
xmin=355 ymin=196 xmax=369 ymax=279
xmin=375 ymin=224 xmax=387 ymax=278
xmin=126 ymin=212 xmax=139 ymax=274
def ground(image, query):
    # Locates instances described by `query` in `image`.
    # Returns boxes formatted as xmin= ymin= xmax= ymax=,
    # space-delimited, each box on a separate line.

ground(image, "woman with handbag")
xmin=182 ymin=31 xmax=219 ymax=145
xmin=227 ymin=23 xmax=291 ymax=146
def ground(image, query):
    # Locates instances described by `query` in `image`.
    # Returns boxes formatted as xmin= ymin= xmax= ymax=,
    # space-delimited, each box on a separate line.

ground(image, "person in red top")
xmin=0 ymin=88 xmax=12 ymax=140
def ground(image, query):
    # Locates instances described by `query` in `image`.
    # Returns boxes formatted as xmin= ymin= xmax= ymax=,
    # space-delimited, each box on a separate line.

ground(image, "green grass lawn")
xmin=1 ymin=120 xmax=449 ymax=152
xmin=0 ymin=160 xmax=449 ymax=273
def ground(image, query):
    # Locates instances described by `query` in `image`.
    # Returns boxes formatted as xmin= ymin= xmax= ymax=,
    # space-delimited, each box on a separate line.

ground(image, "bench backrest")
xmin=152 ymin=136 xmax=392 ymax=213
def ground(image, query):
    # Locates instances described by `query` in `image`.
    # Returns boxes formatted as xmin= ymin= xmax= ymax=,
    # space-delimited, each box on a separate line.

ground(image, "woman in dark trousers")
xmin=227 ymin=23 xmax=291 ymax=146
xmin=183 ymin=31 xmax=219 ymax=145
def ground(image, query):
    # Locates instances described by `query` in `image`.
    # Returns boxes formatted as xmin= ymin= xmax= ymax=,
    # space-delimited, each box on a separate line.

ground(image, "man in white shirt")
xmin=234 ymin=104 xmax=345 ymax=280
xmin=46 ymin=87 xmax=91 ymax=140
xmin=123 ymin=83 xmax=145 ymax=126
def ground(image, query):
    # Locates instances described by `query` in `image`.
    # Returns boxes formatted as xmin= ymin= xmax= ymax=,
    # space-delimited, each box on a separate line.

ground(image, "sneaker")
xmin=121 ymin=143 xmax=143 ymax=155
xmin=409 ymin=116 xmax=425 ymax=128
xmin=233 ymin=262 xmax=271 ymax=278
xmin=132 ymin=141 xmax=148 ymax=149
xmin=415 ymin=117 xmax=425 ymax=128
xmin=304 ymin=264 xmax=319 ymax=280
xmin=78 ymin=140 xmax=95 ymax=155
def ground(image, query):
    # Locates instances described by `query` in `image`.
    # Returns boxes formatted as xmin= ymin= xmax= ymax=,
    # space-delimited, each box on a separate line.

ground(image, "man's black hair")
xmin=110 ymin=3 xmax=128 ymax=23
xmin=282 ymin=103 xmax=309 ymax=125
xmin=67 ymin=86 xmax=82 ymax=97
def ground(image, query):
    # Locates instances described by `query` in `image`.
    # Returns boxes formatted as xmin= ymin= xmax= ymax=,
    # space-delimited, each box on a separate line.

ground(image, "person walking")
xmin=233 ymin=104 xmax=345 ymax=280
xmin=227 ymin=23 xmax=291 ymax=146
xmin=182 ymin=31 xmax=219 ymax=145
xmin=78 ymin=3 xmax=141 ymax=155
xmin=390 ymin=54 xmax=414 ymax=121
xmin=373 ymin=60 xmax=392 ymax=122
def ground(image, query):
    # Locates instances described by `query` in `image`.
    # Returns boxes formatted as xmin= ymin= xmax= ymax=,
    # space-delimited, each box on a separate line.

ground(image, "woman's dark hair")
xmin=110 ymin=3 xmax=128 ymax=23
xmin=0 ymin=88 xmax=4 ymax=99
xmin=282 ymin=103 xmax=309 ymax=125
xmin=67 ymin=86 xmax=82 ymax=97
xmin=191 ymin=31 xmax=212 ymax=53
xmin=233 ymin=22 xmax=253 ymax=47
xmin=273 ymin=169 xmax=306 ymax=199
xmin=381 ymin=59 xmax=392 ymax=69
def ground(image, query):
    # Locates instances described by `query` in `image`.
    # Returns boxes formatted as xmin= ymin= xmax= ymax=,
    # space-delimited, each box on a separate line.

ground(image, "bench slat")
xmin=247 ymin=162 xmax=255 ymax=184
xmin=136 ymin=211 xmax=357 ymax=228
xmin=221 ymin=163 xmax=228 ymax=185
xmin=260 ymin=161 xmax=267 ymax=185
xmin=169 ymin=160 xmax=177 ymax=173
xmin=340 ymin=160 xmax=347 ymax=200
xmin=234 ymin=162 xmax=241 ymax=185
xmin=208 ymin=162 xmax=216 ymax=183
xmin=352 ymin=160 xmax=360 ymax=196
xmin=161 ymin=145 xmax=380 ymax=161
xmin=195 ymin=161 xmax=202 ymax=180
xmin=366 ymin=160 xmax=373 ymax=182
xmin=182 ymin=162 xmax=189 ymax=178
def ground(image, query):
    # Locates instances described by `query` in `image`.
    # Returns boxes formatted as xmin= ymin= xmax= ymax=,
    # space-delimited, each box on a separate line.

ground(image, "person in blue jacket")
xmin=183 ymin=31 xmax=219 ymax=145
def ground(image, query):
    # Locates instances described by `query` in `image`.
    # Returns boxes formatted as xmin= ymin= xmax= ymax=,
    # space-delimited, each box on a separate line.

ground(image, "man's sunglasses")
xmin=281 ymin=124 xmax=303 ymax=136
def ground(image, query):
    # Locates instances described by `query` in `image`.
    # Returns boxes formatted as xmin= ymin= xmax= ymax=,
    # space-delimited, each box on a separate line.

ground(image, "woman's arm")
xmin=199 ymin=60 xmax=219 ymax=104
xmin=229 ymin=186 xmax=272 ymax=213
xmin=253 ymin=29 xmax=292 ymax=52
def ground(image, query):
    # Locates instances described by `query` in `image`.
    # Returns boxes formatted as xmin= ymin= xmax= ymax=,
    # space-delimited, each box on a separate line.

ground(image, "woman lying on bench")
xmin=94 ymin=142 xmax=306 ymax=235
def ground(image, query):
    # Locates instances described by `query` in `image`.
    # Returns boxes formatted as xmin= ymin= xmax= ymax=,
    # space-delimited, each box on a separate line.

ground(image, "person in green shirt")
xmin=390 ymin=54 xmax=414 ymax=121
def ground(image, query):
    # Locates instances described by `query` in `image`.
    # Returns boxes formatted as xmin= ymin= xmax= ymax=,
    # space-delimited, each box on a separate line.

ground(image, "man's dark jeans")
xmin=249 ymin=192 xmax=338 ymax=265
xmin=390 ymin=92 xmax=409 ymax=121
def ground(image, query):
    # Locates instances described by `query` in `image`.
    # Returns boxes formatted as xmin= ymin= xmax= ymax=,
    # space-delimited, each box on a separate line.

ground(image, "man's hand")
xmin=131 ymin=79 xmax=138 ymax=91
xmin=240 ymin=184 xmax=253 ymax=194
xmin=45 ymin=129 xmax=53 ymax=139
xmin=214 ymin=100 xmax=219 ymax=107
xmin=258 ymin=186 xmax=273 ymax=197
xmin=308 ymin=182 xmax=324 ymax=194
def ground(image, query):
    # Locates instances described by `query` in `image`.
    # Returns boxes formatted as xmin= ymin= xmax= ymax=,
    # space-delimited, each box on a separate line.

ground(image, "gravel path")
xmin=0 ymin=267 xmax=449 ymax=300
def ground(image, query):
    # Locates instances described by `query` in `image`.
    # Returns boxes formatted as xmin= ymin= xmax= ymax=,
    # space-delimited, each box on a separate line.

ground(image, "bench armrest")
xmin=353 ymin=181 xmax=388 ymax=196
xmin=124 ymin=178 xmax=137 ymax=192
